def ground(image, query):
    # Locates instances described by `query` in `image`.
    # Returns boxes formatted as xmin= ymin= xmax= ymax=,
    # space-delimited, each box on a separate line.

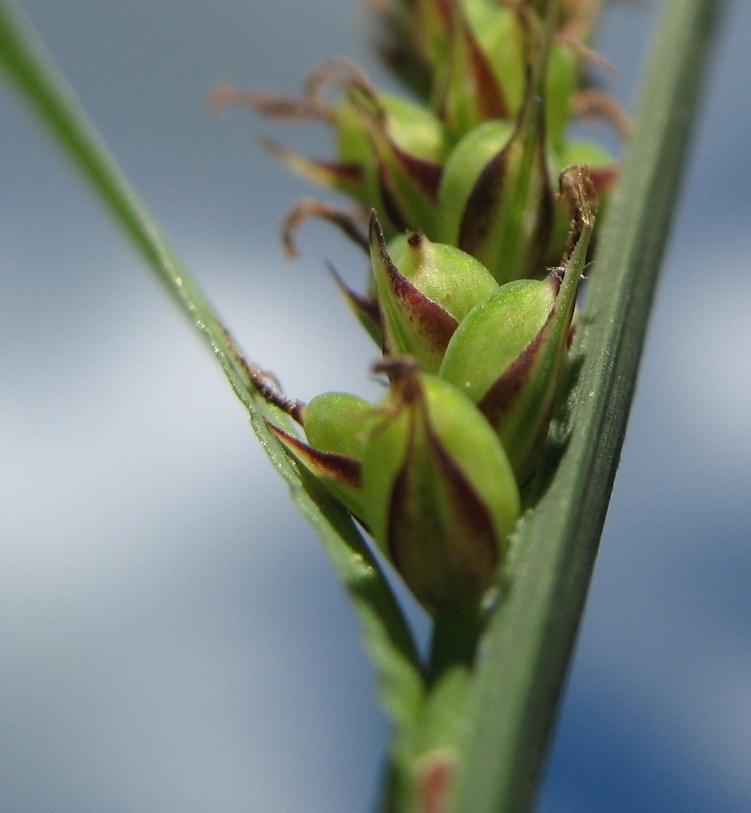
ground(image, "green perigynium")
xmin=370 ymin=211 xmax=500 ymax=372
xmin=364 ymin=359 xmax=520 ymax=613
xmin=218 ymin=61 xmax=449 ymax=238
xmin=440 ymin=164 xmax=596 ymax=482
xmin=263 ymin=357 xmax=521 ymax=615
xmin=266 ymin=392 xmax=375 ymax=524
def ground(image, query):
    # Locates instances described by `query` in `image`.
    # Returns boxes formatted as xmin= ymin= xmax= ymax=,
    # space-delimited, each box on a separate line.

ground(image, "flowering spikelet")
xmin=214 ymin=0 xmax=619 ymax=279
xmin=227 ymin=0 xmax=613 ymax=615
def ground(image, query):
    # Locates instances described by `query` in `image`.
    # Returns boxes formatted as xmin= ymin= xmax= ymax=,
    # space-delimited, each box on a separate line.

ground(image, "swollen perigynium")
xmin=218 ymin=0 xmax=614 ymax=616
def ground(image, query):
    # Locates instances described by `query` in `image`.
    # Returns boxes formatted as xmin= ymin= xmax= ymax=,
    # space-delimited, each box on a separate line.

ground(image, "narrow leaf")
xmin=448 ymin=0 xmax=723 ymax=811
xmin=0 ymin=0 xmax=422 ymax=729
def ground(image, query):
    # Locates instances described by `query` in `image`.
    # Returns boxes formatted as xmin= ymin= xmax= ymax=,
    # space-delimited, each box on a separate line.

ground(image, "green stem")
xmin=376 ymin=607 xmax=483 ymax=813
xmin=427 ymin=608 xmax=482 ymax=685
xmin=420 ymin=608 xmax=482 ymax=773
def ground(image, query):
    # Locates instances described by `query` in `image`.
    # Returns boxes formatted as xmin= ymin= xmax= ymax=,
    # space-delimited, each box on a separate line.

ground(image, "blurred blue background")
xmin=0 ymin=1 xmax=749 ymax=811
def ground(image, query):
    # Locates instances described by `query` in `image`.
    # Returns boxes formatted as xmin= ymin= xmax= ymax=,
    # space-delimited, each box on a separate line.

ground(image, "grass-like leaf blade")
xmin=0 ymin=0 xmax=422 ymax=735
xmin=448 ymin=0 xmax=723 ymax=811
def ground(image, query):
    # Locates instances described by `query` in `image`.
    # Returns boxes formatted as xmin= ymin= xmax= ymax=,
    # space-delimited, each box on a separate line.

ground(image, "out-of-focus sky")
xmin=0 ymin=2 xmax=749 ymax=812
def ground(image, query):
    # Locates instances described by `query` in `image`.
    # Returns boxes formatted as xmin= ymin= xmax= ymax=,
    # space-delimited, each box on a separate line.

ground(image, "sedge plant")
xmin=0 ymin=0 xmax=720 ymax=811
